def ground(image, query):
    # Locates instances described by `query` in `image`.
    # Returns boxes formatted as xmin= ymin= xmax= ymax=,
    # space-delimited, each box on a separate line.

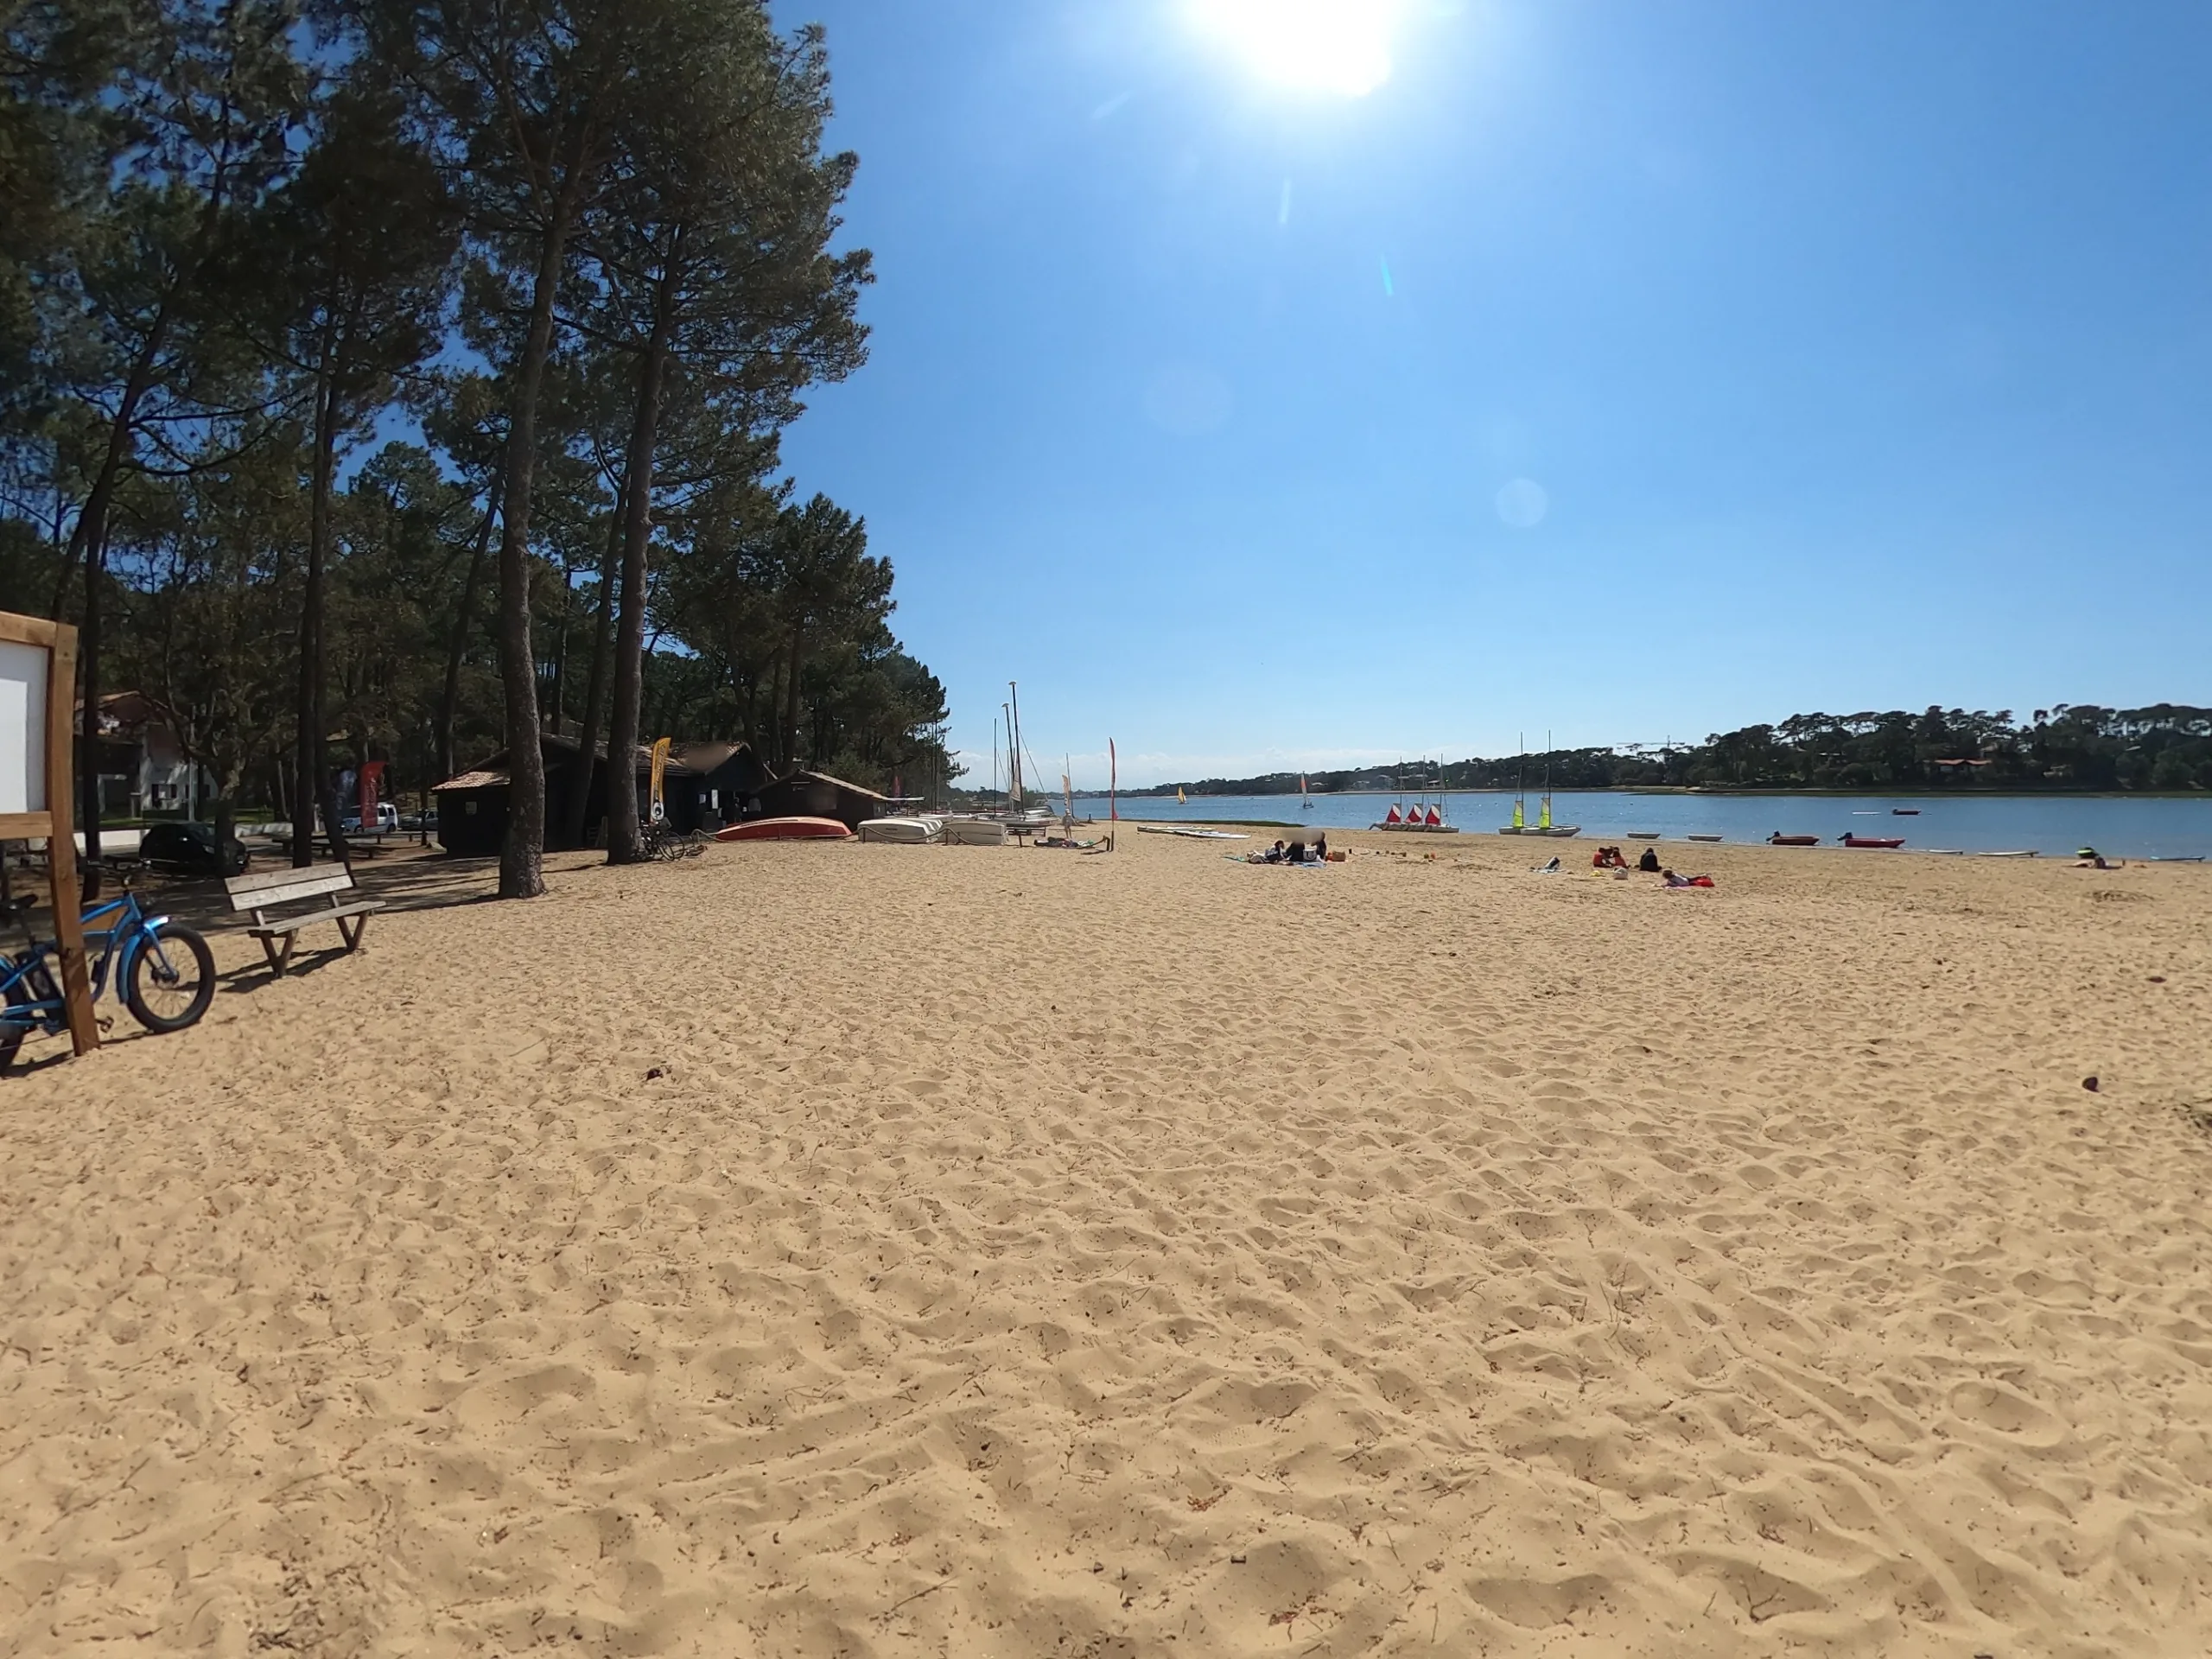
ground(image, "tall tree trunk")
xmin=437 ymin=498 xmax=498 ymax=783
xmin=561 ymin=477 xmax=626 ymax=850
xmin=781 ymin=630 xmax=806 ymax=775
xmin=67 ymin=361 xmax=156 ymax=868
xmin=605 ymin=243 xmax=682 ymax=867
xmin=493 ymin=195 xmax=579 ymax=900
xmin=296 ymin=365 xmax=339 ymax=866
xmin=548 ymin=605 xmax=567 ymax=735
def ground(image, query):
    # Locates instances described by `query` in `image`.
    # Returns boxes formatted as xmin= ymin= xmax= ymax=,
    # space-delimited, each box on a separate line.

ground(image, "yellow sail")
xmin=1176 ymin=785 xmax=1186 ymax=805
xmin=1511 ymin=799 xmax=1524 ymax=829
xmin=1538 ymin=796 xmax=1553 ymax=830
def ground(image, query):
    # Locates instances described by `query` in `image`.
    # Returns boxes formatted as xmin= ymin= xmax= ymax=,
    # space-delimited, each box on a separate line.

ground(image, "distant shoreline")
xmin=1098 ymin=786 xmax=2212 ymax=802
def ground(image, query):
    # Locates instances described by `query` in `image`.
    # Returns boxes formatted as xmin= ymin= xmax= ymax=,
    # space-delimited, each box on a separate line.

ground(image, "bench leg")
xmin=337 ymin=912 xmax=370 ymax=951
xmin=260 ymin=932 xmax=296 ymax=977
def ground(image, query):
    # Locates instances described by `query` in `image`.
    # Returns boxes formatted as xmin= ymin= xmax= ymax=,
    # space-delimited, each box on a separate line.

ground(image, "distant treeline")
xmin=1141 ymin=705 xmax=2212 ymax=797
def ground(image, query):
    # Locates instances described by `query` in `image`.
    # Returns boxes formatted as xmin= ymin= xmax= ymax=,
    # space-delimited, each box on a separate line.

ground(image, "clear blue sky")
xmin=767 ymin=0 xmax=2211 ymax=788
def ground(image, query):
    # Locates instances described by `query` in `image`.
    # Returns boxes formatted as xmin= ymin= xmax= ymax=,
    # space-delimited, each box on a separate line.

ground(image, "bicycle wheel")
xmin=0 ymin=971 xmax=31 ymax=1069
xmin=124 ymin=924 xmax=215 ymax=1033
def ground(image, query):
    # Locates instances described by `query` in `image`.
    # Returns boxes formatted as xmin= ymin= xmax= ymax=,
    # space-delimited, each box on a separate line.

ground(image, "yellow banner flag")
xmin=649 ymin=737 xmax=671 ymax=823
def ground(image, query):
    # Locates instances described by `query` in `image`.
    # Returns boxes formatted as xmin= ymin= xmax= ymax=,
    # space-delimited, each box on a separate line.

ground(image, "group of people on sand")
xmin=1258 ymin=834 xmax=1327 ymax=864
xmin=1592 ymin=844 xmax=1662 ymax=874
xmin=1589 ymin=844 xmax=1715 ymax=887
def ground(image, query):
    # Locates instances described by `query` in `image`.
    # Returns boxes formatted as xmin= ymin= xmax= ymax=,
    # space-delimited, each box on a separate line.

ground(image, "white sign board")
xmin=0 ymin=639 xmax=49 ymax=816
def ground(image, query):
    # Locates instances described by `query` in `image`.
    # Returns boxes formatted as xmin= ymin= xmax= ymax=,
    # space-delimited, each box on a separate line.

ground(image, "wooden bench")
xmin=226 ymin=864 xmax=385 ymax=976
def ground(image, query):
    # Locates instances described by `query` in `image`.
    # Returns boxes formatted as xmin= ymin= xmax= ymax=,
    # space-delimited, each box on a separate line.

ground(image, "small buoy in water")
xmin=2082 ymin=1075 xmax=2100 ymax=1092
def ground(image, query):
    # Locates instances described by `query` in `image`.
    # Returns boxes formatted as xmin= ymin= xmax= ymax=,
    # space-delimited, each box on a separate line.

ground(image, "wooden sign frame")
xmin=0 ymin=612 xmax=99 ymax=1056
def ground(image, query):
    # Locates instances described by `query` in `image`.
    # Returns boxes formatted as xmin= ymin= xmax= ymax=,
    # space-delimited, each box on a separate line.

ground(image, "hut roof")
xmin=433 ymin=732 xmax=700 ymax=792
xmin=786 ymin=769 xmax=887 ymax=800
xmin=433 ymin=768 xmax=508 ymax=792
xmin=671 ymin=740 xmax=754 ymax=773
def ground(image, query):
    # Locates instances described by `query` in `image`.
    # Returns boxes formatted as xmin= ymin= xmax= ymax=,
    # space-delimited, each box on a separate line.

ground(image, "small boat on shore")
xmin=1628 ymin=831 xmax=1660 ymax=839
xmin=1841 ymin=834 xmax=1906 ymax=849
xmin=1497 ymin=736 xmax=1580 ymax=837
xmin=2149 ymin=854 xmax=2207 ymax=862
xmin=1970 ymin=849 xmax=2038 ymax=858
xmin=1688 ymin=834 xmax=1723 ymax=842
xmin=1374 ymin=769 xmax=1460 ymax=832
xmin=1767 ymin=834 xmax=1820 ymax=847
xmin=718 ymin=816 xmax=853 ymax=842
xmin=859 ymin=817 xmax=944 ymax=844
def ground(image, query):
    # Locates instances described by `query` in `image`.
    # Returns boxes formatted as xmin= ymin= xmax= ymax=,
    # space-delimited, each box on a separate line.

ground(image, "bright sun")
xmin=1190 ymin=0 xmax=1402 ymax=98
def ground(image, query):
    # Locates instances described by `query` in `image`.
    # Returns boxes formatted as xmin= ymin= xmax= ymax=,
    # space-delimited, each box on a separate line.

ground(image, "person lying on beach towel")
xmin=1662 ymin=869 xmax=1715 ymax=888
xmin=1534 ymin=855 xmax=1561 ymax=874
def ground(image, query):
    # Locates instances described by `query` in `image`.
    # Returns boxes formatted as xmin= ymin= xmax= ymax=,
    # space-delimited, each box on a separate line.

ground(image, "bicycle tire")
xmin=124 ymin=924 xmax=215 ymax=1034
xmin=0 ymin=970 xmax=30 ymax=1070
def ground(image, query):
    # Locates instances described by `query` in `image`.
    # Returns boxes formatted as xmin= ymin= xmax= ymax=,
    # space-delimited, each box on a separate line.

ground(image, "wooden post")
xmin=46 ymin=626 xmax=97 ymax=1054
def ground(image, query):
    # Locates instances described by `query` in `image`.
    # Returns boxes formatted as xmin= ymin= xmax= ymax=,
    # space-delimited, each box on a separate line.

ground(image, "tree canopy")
xmin=1155 ymin=705 xmax=2212 ymax=797
xmin=0 ymin=0 xmax=948 ymax=887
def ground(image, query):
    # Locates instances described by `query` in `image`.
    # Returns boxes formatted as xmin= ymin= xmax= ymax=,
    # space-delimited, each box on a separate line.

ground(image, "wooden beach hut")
xmin=747 ymin=769 xmax=888 ymax=831
xmin=433 ymin=734 xmax=702 ymax=854
xmin=669 ymin=741 xmax=770 ymax=831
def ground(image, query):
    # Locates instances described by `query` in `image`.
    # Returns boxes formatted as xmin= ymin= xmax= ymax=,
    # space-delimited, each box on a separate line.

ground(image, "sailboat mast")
xmin=1007 ymin=681 xmax=1025 ymax=807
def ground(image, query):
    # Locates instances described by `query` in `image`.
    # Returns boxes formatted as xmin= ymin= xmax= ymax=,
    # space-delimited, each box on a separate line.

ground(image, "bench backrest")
xmin=225 ymin=864 xmax=359 ymax=913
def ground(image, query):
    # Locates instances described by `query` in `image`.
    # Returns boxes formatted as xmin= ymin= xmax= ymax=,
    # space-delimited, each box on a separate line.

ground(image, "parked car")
xmin=340 ymin=803 xmax=401 ymax=836
xmin=137 ymin=821 xmax=251 ymax=878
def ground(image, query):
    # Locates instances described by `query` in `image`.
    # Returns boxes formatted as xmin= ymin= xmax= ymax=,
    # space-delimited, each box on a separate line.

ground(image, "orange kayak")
xmin=715 ymin=817 xmax=853 ymax=842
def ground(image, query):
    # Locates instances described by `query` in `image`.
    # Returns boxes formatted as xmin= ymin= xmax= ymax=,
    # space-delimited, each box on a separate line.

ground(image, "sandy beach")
xmin=3 ymin=830 xmax=2208 ymax=1656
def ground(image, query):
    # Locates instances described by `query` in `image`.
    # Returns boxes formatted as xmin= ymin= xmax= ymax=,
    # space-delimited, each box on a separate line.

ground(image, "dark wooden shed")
xmin=669 ymin=741 xmax=769 ymax=832
xmin=433 ymin=734 xmax=700 ymax=855
xmin=748 ymin=769 xmax=888 ymax=831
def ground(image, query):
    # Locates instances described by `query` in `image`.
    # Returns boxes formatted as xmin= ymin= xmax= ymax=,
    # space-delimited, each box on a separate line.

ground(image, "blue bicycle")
xmin=0 ymin=877 xmax=215 ymax=1069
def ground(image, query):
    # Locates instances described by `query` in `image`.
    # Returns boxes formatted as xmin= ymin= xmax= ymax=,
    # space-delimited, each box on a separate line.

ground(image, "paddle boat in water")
xmin=1766 ymin=833 xmax=1821 ymax=847
xmin=1892 ymin=808 xmax=1921 ymax=815
xmin=1841 ymin=833 xmax=1906 ymax=849
xmin=716 ymin=816 xmax=853 ymax=842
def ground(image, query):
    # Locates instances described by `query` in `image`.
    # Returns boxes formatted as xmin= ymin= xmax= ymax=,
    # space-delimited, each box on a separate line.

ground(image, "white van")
xmin=341 ymin=803 xmax=401 ymax=836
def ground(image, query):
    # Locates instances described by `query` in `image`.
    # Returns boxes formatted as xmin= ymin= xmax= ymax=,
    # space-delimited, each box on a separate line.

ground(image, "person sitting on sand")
xmin=1286 ymin=839 xmax=1308 ymax=864
xmin=1637 ymin=847 xmax=1661 ymax=873
xmin=1592 ymin=846 xmax=1627 ymax=869
xmin=1263 ymin=840 xmax=1285 ymax=863
xmin=1313 ymin=832 xmax=1328 ymax=861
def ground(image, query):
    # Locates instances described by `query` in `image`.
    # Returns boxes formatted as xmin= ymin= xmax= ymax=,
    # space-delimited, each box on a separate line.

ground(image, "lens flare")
xmin=1190 ymin=0 xmax=1402 ymax=98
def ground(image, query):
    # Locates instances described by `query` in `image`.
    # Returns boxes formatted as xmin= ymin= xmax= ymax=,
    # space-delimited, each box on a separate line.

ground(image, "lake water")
xmin=1073 ymin=791 xmax=2212 ymax=860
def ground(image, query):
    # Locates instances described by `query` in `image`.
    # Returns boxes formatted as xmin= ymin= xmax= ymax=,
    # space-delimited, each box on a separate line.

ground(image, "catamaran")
xmin=1373 ymin=766 xmax=1459 ymax=832
xmin=1497 ymin=734 xmax=1580 ymax=837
